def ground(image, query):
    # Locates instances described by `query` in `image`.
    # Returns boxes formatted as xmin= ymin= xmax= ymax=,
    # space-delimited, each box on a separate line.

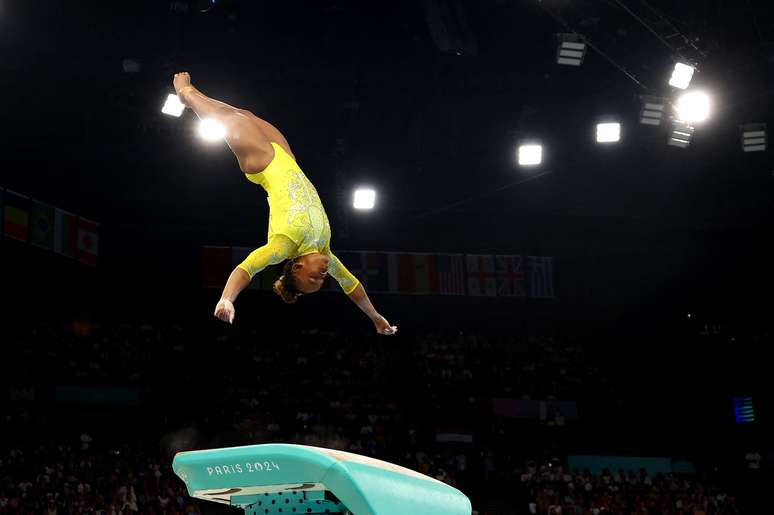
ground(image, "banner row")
xmin=0 ymin=188 xmax=99 ymax=266
xmin=203 ymin=246 xmax=555 ymax=298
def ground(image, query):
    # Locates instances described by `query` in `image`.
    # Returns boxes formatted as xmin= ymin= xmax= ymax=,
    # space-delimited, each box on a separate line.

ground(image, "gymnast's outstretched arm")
xmin=214 ymin=236 xmax=297 ymax=324
xmin=326 ymin=250 xmax=398 ymax=336
xmin=173 ymin=72 xmax=273 ymax=173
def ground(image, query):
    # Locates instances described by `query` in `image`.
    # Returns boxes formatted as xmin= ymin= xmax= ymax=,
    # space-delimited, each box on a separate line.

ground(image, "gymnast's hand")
xmin=214 ymin=298 xmax=235 ymax=324
xmin=373 ymin=314 xmax=398 ymax=336
xmin=173 ymin=72 xmax=192 ymax=102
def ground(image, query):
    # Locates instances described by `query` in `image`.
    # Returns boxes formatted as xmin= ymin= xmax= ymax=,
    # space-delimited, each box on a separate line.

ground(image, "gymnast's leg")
xmin=173 ymin=72 xmax=273 ymax=173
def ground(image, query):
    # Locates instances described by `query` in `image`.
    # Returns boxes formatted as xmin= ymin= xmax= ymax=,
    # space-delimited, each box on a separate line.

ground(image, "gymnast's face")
xmin=292 ymin=253 xmax=330 ymax=294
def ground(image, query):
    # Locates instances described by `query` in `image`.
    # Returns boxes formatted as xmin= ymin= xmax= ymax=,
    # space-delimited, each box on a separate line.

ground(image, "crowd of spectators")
xmin=0 ymin=441 xmax=195 ymax=515
xmin=517 ymin=463 xmax=740 ymax=515
xmin=1 ymin=319 xmax=753 ymax=514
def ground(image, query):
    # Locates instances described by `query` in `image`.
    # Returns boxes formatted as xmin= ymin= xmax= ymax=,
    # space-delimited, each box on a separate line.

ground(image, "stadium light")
xmin=518 ymin=143 xmax=543 ymax=166
xmin=741 ymin=123 xmax=767 ymax=152
xmin=668 ymin=120 xmax=694 ymax=148
xmin=161 ymin=94 xmax=185 ymax=117
xmin=639 ymin=95 xmax=667 ymax=126
xmin=198 ymin=118 xmax=226 ymax=142
xmin=675 ymin=91 xmax=710 ymax=124
xmin=353 ymin=188 xmax=376 ymax=210
xmin=596 ymin=121 xmax=621 ymax=144
xmin=668 ymin=62 xmax=695 ymax=90
xmin=733 ymin=397 xmax=755 ymax=424
xmin=556 ymin=33 xmax=586 ymax=67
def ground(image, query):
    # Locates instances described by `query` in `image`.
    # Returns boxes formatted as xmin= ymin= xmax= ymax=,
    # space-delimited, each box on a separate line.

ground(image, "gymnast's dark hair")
xmin=273 ymin=259 xmax=302 ymax=304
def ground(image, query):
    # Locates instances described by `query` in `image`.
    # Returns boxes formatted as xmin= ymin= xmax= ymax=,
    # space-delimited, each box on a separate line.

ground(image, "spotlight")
xmin=668 ymin=120 xmax=694 ymax=148
xmin=518 ymin=143 xmax=543 ymax=166
xmin=556 ymin=33 xmax=586 ymax=67
xmin=161 ymin=94 xmax=186 ymax=117
xmin=741 ymin=123 xmax=767 ymax=153
xmin=198 ymin=118 xmax=226 ymax=141
xmin=353 ymin=188 xmax=376 ymax=210
xmin=675 ymin=91 xmax=710 ymax=124
xmin=596 ymin=122 xmax=621 ymax=144
xmin=639 ymin=95 xmax=667 ymax=126
xmin=668 ymin=62 xmax=695 ymax=90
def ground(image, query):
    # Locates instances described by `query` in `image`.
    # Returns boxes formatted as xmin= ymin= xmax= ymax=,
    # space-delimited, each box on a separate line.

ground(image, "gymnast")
xmin=173 ymin=72 xmax=397 ymax=335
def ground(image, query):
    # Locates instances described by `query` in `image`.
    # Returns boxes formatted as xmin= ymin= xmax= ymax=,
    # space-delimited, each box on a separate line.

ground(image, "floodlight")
xmin=161 ymin=94 xmax=185 ymax=117
xmin=557 ymin=33 xmax=586 ymax=66
xmin=669 ymin=62 xmax=695 ymax=89
xmin=596 ymin=122 xmax=621 ymax=143
xmin=353 ymin=188 xmax=376 ymax=210
xmin=741 ymin=123 xmax=766 ymax=152
xmin=668 ymin=121 xmax=694 ymax=148
xmin=518 ymin=144 xmax=543 ymax=166
xmin=198 ymin=118 xmax=226 ymax=141
xmin=675 ymin=91 xmax=710 ymax=124
xmin=639 ymin=95 xmax=667 ymax=126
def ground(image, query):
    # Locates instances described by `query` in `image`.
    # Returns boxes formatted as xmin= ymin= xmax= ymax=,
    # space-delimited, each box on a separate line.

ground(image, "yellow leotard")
xmin=236 ymin=142 xmax=360 ymax=294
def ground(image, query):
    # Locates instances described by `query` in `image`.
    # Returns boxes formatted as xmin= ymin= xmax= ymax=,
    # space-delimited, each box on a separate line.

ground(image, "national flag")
xmin=76 ymin=217 xmax=99 ymax=266
xmin=465 ymin=254 xmax=496 ymax=296
xmin=202 ymin=246 xmax=231 ymax=288
xmin=332 ymin=251 xmax=389 ymax=293
xmin=437 ymin=253 xmax=466 ymax=296
xmin=3 ymin=190 xmax=30 ymax=242
xmin=495 ymin=255 xmax=526 ymax=297
xmin=29 ymin=200 xmax=55 ymax=250
xmin=361 ymin=252 xmax=389 ymax=292
xmin=411 ymin=254 xmax=439 ymax=294
xmin=334 ymin=251 xmax=365 ymax=288
xmin=54 ymin=209 xmax=78 ymax=258
xmin=527 ymin=255 xmax=555 ymax=299
xmin=354 ymin=252 xmax=390 ymax=293
xmin=388 ymin=253 xmax=439 ymax=294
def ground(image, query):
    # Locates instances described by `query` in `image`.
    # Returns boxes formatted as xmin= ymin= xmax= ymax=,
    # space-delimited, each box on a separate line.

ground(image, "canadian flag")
xmin=77 ymin=217 xmax=99 ymax=266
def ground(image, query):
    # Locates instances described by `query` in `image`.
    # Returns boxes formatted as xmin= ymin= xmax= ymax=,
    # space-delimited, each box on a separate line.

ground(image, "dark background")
xmin=1 ymin=0 xmax=773 ymax=512
xmin=3 ymin=0 xmax=774 ymax=315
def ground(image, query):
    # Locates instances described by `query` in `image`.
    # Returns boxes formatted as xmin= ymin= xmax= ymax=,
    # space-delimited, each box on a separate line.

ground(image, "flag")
xmin=334 ymin=251 xmax=364 ymax=288
xmin=495 ymin=255 xmax=526 ymax=297
xmin=362 ymin=252 xmax=389 ymax=292
xmin=76 ymin=217 xmax=99 ymax=266
xmin=54 ymin=209 xmax=78 ymax=258
xmin=466 ymin=254 xmax=496 ymax=296
xmin=341 ymin=252 xmax=384 ymax=292
xmin=202 ymin=246 xmax=231 ymax=288
xmin=437 ymin=254 xmax=466 ymax=295
xmin=29 ymin=200 xmax=55 ymax=250
xmin=333 ymin=251 xmax=390 ymax=293
xmin=3 ymin=190 xmax=30 ymax=242
xmin=388 ymin=253 xmax=439 ymax=294
xmin=411 ymin=254 xmax=439 ymax=294
xmin=528 ymin=255 xmax=555 ymax=299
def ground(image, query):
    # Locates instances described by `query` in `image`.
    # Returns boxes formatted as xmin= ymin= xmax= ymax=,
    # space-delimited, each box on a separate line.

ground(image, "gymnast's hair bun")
xmin=273 ymin=275 xmax=300 ymax=304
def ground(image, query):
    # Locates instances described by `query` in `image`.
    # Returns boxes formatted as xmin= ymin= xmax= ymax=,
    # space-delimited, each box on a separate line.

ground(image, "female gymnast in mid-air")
xmin=173 ymin=72 xmax=397 ymax=335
